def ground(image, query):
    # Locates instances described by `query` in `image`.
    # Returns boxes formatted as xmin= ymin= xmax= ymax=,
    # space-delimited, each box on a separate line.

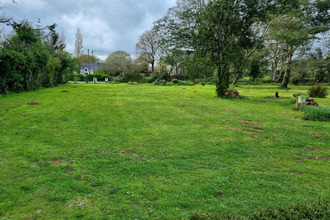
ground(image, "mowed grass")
xmin=0 ymin=83 xmax=329 ymax=219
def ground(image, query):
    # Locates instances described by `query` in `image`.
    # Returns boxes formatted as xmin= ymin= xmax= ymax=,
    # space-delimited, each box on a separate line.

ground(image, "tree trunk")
xmin=281 ymin=52 xmax=292 ymax=88
xmin=216 ymin=61 xmax=229 ymax=97
xmin=232 ymin=72 xmax=242 ymax=86
xmin=271 ymin=60 xmax=278 ymax=82
xmin=151 ymin=62 xmax=154 ymax=74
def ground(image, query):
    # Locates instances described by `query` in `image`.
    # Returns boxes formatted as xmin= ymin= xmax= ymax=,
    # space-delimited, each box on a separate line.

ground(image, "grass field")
xmin=0 ymin=83 xmax=329 ymax=219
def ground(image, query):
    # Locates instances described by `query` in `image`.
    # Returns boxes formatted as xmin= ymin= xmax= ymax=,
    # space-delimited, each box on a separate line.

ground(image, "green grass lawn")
xmin=0 ymin=83 xmax=329 ymax=219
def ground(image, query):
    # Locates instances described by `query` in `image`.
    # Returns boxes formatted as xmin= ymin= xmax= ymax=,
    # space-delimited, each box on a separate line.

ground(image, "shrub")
xmin=189 ymin=200 xmax=329 ymax=220
xmin=303 ymin=106 xmax=330 ymax=121
xmin=308 ymin=84 xmax=328 ymax=98
xmin=165 ymin=82 xmax=176 ymax=86
xmin=171 ymin=79 xmax=179 ymax=84
xmin=177 ymin=80 xmax=195 ymax=86
xmin=250 ymin=200 xmax=329 ymax=220
xmin=153 ymin=79 xmax=167 ymax=86
xmin=116 ymin=70 xmax=143 ymax=83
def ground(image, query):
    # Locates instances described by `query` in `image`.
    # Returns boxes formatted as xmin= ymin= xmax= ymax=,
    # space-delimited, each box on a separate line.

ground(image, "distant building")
xmin=80 ymin=62 xmax=101 ymax=74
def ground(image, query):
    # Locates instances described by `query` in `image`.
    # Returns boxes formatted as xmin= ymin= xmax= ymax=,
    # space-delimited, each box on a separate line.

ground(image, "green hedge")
xmin=303 ymin=106 xmax=330 ymax=121
xmin=68 ymin=74 xmax=110 ymax=82
xmin=190 ymin=200 xmax=329 ymax=220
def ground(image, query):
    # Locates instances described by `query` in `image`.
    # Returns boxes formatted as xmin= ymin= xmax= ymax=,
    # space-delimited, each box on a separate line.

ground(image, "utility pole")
xmin=88 ymin=49 xmax=91 ymax=75
xmin=92 ymin=50 xmax=96 ymax=83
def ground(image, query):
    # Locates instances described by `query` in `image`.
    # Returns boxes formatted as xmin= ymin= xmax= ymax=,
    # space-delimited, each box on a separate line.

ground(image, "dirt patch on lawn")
xmin=0 ymin=105 xmax=12 ymax=108
xmin=251 ymin=134 xmax=259 ymax=139
xmin=193 ymin=91 xmax=198 ymax=92
xmin=61 ymin=90 xmax=70 ymax=92
xmin=309 ymin=132 xmax=324 ymax=138
xmin=308 ymin=156 xmax=329 ymax=160
xmin=121 ymin=150 xmax=137 ymax=157
xmin=227 ymin=127 xmax=239 ymax=131
xmin=264 ymin=96 xmax=281 ymax=99
xmin=241 ymin=120 xmax=263 ymax=126
xmin=242 ymin=130 xmax=254 ymax=134
xmin=296 ymin=155 xmax=329 ymax=161
xmin=28 ymin=101 xmax=41 ymax=105
xmin=51 ymin=159 xmax=68 ymax=166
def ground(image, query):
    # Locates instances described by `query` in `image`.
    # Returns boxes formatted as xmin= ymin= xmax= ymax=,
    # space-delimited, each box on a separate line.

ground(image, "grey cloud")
xmin=4 ymin=0 xmax=176 ymax=60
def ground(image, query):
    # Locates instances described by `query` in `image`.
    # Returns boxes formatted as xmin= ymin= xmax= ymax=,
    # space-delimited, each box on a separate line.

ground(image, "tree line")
xmin=134 ymin=0 xmax=329 ymax=96
xmin=1 ymin=0 xmax=329 ymax=96
xmin=0 ymin=20 xmax=77 ymax=94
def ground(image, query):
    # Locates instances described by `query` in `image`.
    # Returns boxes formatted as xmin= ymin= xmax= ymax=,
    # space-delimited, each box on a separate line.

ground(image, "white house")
xmin=80 ymin=62 xmax=101 ymax=74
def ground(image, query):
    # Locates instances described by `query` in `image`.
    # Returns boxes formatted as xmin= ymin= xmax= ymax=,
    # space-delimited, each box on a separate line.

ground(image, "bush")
xmin=303 ymin=106 xmax=330 ymax=121
xmin=116 ymin=70 xmax=143 ymax=83
xmin=68 ymin=74 xmax=110 ymax=82
xmin=177 ymin=80 xmax=195 ymax=86
xmin=190 ymin=200 xmax=329 ymax=220
xmin=171 ymin=79 xmax=179 ymax=84
xmin=308 ymin=84 xmax=328 ymax=98
xmin=153 ymin=79 xmax=167 ymax=86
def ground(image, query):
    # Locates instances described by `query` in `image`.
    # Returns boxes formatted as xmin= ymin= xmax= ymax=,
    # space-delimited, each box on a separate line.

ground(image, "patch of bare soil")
xmin=241 ymin=120 xmax=263 ymax=126
xmin=227 ymin=127 xmax=239 ymax=131
xmin=223 ymin=109 xmax=240 ymax=113
xmin=264 ymin=96 xmax=280 ymax=99
xmin=28 ymin=101 xmax=41 ymax=105
xmin=121 ymin=150 xmax=137 ymax=157
xmin=251 ymin=134 xmax=258 ymax=139
xmin=251 ymin=127 xmax=265 ymax=131
xmin=193 ymin=91 xmax=198 ymax=92
xmin=309 ymin=132 xmax=324 ymax=138
xmin=61 ymin=90 xmax=70 ymax=92
xmin=204 ymin=124 xmax=211 ymax=128
xmin=0 ymin=105 xmax=12 ymax=108
xmin=51 ymin=159 xmax=67 ymax=166
xmin=182 ymin=88 xmax=186 ymax=90
xmin=64 ymin=166 xmax=75 ymax=172
xmin=308 ymin=156 xmax=329 ymax=160
xmin=242 ymin=130 xmax=254 ymax=134
xmin=296 ymin=155 xmax=329 ymax=161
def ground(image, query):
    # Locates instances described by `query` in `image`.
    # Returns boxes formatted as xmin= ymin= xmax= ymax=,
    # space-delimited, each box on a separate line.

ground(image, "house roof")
xmin=81 ymin=62 xmax=101 ymax=70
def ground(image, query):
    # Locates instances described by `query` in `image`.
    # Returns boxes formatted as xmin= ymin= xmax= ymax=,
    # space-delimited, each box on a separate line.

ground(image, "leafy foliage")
xmin=0 ymin=21 xmax=50 ymax=93
xmin=190 ymin=199 xmax=329 ymax=219
xmin=101 ymin=50 xmax=132 ymax=76
xmin=0 ymin=21 xmax=77 ymax=94
xmin=115 ymin=70 xmax=143 ymax=83
xmin=308 ymin=84 xmax=328 ymax=98
xmin=303 ymin=106 xmax=330 ymax=121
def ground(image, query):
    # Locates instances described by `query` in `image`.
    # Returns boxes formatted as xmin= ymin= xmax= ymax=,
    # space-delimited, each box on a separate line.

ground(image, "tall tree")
xmin=136 ymin=30 xmax=161 ymax=73
xmin=46 ymin=24 xmax=66 ymax=51
xmin=101 ymin=50 xmax=132 ymax=76
xmin=266 ymin=0 xmax=329 ymax=88
xmin=0 ymin=21 xmax=50 ymax=93
xmin=74 ymin=28 xmax=83 ymax=58
xmin=0 ymin=0 xmax=16 ymax=24
xmin=79 ymin=54 xmax=100 ymax=64
xmin=194 ymin=0 xmax=263 ymax=96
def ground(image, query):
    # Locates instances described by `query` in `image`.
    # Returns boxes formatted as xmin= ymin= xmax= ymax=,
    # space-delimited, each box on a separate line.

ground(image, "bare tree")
xmin=74 ymin=28 xmax=83 ymax=58
xmin=0 ymin=0 xmax=16 ymax=24
xmin=136 ymin=30 xmax=161 ymax=73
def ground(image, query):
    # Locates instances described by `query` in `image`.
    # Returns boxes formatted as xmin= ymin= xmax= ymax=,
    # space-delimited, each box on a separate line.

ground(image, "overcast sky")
xmin=2 ymin=0 xmax=176 ymax=60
